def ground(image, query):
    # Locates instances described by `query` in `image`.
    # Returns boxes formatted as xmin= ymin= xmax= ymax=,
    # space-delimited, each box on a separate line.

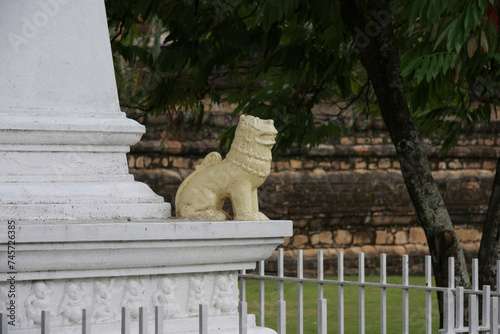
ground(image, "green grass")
xmin=244 ymin=276 xmax=440 ymax=334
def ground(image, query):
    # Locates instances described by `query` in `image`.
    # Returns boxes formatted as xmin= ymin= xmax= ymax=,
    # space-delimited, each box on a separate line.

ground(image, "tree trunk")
xmin=478 ymin=156 xmax=500 ymax=289
xmin=339 ymin=0 xmax=470 ymax=294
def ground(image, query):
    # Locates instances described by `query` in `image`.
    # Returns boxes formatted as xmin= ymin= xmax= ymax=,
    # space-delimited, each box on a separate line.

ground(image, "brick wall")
xmin=127 ymin=109 xmax=500 ymax=275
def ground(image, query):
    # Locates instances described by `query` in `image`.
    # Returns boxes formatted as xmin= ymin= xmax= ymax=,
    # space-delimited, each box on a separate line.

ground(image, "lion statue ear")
xmin=238 ymin=114 xmax=253 ymax=129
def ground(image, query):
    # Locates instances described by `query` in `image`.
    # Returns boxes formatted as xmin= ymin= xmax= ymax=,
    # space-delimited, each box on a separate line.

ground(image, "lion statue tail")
xmin=175 ymin=152 xmax=222 ymax=216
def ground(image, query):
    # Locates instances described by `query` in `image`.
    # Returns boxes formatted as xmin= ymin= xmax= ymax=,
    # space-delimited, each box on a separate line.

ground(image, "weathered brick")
xmin=135 ymin=156 xmax=144 ymax=168
xmin=310 ymin=233 xmax=320 ymax=246
xmin=128 ymin=155 xmax=135 ymax=168
xmin=375 ymin=231 xmax=394 ymax=245
xmin=355 ymin=159 xmax=367 ymax=169
xmin=394 ymin=231 xmax=408 ymax=245
xmin=378 ymin=158 xmax=392 ymax=169
xmin=335 ymin=230 xmax=352 ymax=245
xmin=276 ymin=161 xmax=291 ymax=171
xmin=448 ymin=160 xmax=462 ymax=169
xmin=172 ymin=157 xmax=189 ymax=168
xmin=455 ymin=229 xmax=480 ymax=242
xmin=361 ymin=245 xmax=377 ymax=255
xmin=292 ymin=235 xmax=309 ymax=247
xmin=340 ymin=161 xmax=353 ymax=170
xmin=353 ymin=231 xmax=373 ymax=245
xmin=409 ymin=227 xmax=427 ymax=244
xmin=483 ymin=160 xmax=497 ymax=169
xmin=340 ymin=137 xmax=354 ymax=145
xmin=320 ymin=231 xmax=333 ymax=244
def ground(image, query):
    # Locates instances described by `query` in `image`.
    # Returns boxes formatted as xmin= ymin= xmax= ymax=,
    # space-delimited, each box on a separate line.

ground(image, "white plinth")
xmin=0 ymin=1 xmax=293 ymax=333
xmin=0 ymin=220 xmax=292 ymax=333
xmin=0 ymin=0 xmax=170 ymax=221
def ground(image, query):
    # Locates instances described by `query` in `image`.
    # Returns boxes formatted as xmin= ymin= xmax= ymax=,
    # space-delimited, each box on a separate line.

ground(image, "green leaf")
xmin=447 ymin=20 xmax=459 ymax=52
xmin=401 ymin=57 xmax=422 ymax=76
xmin=464 ymin=7 xmax=473 ymax=30
xmin=437 ymin=54 xmax=444 ymax=75
xmin=467 ymin=35 xmax=479 ymax=58
xmin=408 ymin=0 xmax=421 ymax=24
xmin=426 ymin=56 xmax=437 ymax=82
xmin=481 ymin=30 xmax=489 ymax=53
xmin=434 ymin=21 xmax=453 ymax=51
xmin=479 ymin=0 xmax=490 ymax=10
xmin=417 ymin=56 xmax=430 ymax=83
xmin=473 ymin=2 xmax=482 ymax=26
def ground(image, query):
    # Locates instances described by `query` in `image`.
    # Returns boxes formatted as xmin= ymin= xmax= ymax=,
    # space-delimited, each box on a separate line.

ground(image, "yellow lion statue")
xmin=175 ymin=114 xmax=277 ymax=220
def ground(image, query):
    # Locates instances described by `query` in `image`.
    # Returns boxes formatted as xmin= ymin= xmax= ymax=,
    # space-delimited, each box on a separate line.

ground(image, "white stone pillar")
xmin=0 ymin=0 xmax=170 ymax=220
xmin=0 ymin=1 xmax=292 ymax=333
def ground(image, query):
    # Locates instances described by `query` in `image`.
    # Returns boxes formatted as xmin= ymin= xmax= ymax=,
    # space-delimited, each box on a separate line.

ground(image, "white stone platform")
xmin=0 ymin=220 xmax=292 ymax=333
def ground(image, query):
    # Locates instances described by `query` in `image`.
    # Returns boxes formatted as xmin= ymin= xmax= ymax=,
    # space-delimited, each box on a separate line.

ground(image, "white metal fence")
xmin=1 ymin=250 xmax=499 ymax=334
xmin=240 ymin=249 xmax=500 ymax=334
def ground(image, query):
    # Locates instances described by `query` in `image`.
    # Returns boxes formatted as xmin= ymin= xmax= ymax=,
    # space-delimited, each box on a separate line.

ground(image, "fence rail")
xmin=1 ymin=251 xmax=499 ymax=334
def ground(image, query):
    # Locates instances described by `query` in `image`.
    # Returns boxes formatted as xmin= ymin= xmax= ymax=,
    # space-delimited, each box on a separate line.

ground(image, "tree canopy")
xmin=106 ymin=0 xmax=500 ymax=152
xmin=106 ymin=0 xmax=500 ymax=305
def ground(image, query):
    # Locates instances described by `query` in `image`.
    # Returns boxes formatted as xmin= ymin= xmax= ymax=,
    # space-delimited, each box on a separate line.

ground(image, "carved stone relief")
xmin=92 ymin=279 xmax=116 ymax=323
xmin=151 ymin=276 xmax=180 ymax=319
xmin=120 ymin=279 xmax=146 ymax=320
xmin=210 ymin=273 xmax=238 ymax=315
xmin=8 ymin=272 xmax=240 ymax=330
xmin=186 ymin=274 xmax=206 ymax=316
xmin=24 ymin=281 xmax=52 ymax=326
xmin=58 ymin=281 xmax=87 ymax=324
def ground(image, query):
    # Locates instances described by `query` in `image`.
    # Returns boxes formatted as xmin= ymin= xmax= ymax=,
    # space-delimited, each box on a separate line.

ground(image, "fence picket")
xmin=448 ymin=257 xmax=455 ymax=289
xmin=442 ymin=288 xmax=455 ymax=334
xmin=278 ymin=248 xmax=284 ymax=301
xmin=239 ymin=270 xmax=248 ymax=332
xmin=0 ymin=313 xmax=7 ymax=334
xmin=472 ymin=258 xmax=478 ymax=290
xmin=41 ymin=310 xmax=50 ymax=334
xmin=470 ymin=259 xmax=479 ymax=334
xmin=456 ymin=287 xmax=465 ymax=330
xmin=338 ymin=251 xmax=344 ymax=334
xmin=82 ymin=309 xmax=90 ymax=334
xmin=497 ymin=260 xmax=500 ymax=294
xmin=358 ymin=253 xmax=365 ymax=334
xmin=199 ymin=304 xmax=208 ymax=334
xmin=277 ymin=248 xmax=286 ymax=334
xmin=154 ymin=306 xmax=163 ymax=334
xmin=139 ymin=307 xmax=147 ymax=334
xmin=470 ymin=293 xmax=479 ymax=333
xmin=297 ymin=249 xmax=304 ymax=334
xmin=278 ymin=301 xmax=286 ymax=334
xmin=259 ymin=260 xmax=265 ymax=327
xmin=491 ymin=297 xmax=499 ymax=334
xmin=380 ymin=253 xmax=387 ymax=334
xmin=425 ymin=255 xmax=432 ymax=334
xmin=317 ymin=250 xmax=325 ymax=334
xmin=318 ymin=250 xmax=324 ymax=299
xmin=239 ymin=301 xmax=248 ymax=334
xmin=121 ymin=307 xmax=130 ymax=334
xmin=402 ymin=254 xmax=409 ymax=334
xmin=318 ymin=298 xmax=327 ymax=334
xmin=483 ymin=285 xmax=491 ymax=328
